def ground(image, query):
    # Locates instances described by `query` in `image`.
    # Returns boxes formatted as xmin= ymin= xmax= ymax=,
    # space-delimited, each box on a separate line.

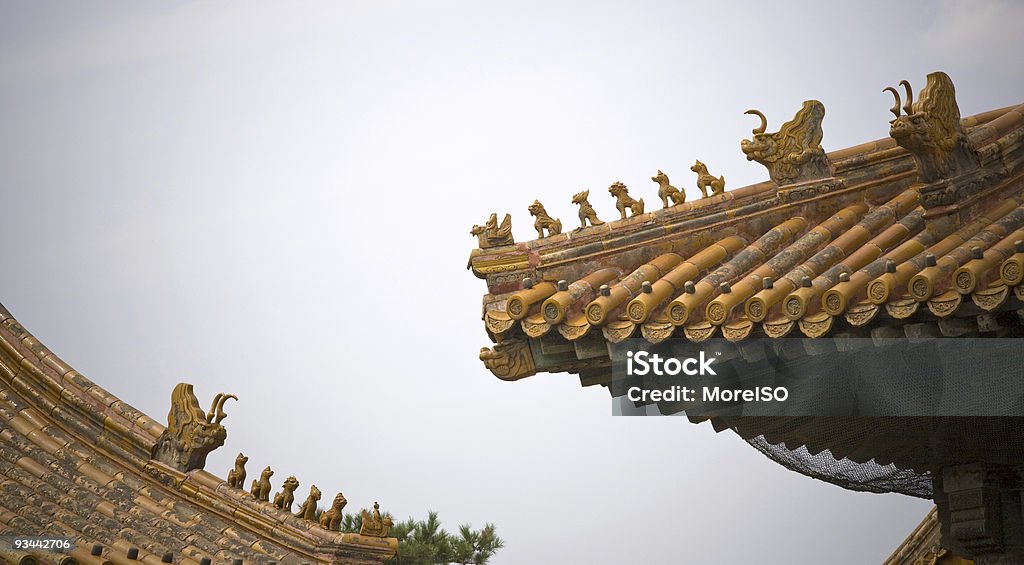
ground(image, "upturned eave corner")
xmin=479 ymin=339 xmax=537 ymax=381
xmin=466 ymin=71 xmax=1024 ymax=393
xmin=466 ymin=245 xmax=531 ymax=280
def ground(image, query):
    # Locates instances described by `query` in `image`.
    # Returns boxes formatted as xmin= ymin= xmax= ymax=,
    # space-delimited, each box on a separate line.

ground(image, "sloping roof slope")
xmin=0 ymin=302 xmax=396 ymax=565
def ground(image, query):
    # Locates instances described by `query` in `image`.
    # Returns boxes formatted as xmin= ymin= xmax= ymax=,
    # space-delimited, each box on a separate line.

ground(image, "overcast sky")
xmin=2 ymin=2 xmax=1022 ymax=563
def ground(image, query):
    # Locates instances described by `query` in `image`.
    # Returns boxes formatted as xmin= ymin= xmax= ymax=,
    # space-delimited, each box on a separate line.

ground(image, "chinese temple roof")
xmin=0 ymin=302 xmax=398 ymax=565
xmin=467 ymin=71 xmax=1024 ymax=563
xmin=469 ymin=72 xmax=1024 ymax=385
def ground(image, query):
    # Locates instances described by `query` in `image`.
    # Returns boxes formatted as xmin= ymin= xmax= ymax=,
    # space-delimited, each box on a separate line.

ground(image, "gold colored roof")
xmin=470 ymin=76 xmax=1024 ymax=383
xmin=0 ymin=303 xmax=397 ymax=564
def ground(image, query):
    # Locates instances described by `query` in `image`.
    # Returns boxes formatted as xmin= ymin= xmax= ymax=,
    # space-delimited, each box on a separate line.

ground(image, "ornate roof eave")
xmin=470 ymin=74 xmax=1024 ymax=382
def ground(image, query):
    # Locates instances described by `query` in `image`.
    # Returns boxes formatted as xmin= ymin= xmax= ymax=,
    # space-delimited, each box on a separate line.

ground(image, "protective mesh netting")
xmin=619 ymin=332 xmax=1024 ymax=499
xmin=745 ymin=435 xmax=933 ymax=499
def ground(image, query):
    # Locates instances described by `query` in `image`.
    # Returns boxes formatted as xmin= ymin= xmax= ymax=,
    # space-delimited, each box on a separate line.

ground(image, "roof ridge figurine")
xmin=151 ymin=383 xmax=236 ymax=472
xmin=360 ymin=501 xmax=394 ymax=538
xmin=471 ymin=212 xmax=514 ymax=248
xmin=691 ymin=160 xmax=725 ymax=198
xmin=251 ymin=465 xmax=273 ymax=502
xmin=296 ymin=484 xmax=321 ymax=521
xmin=741 ymin=100 xmax=832 ymax=185
xmin=651 ymin=170 xmax=685 ymax=207
xmin=608 ymin=181 xmax=644 ymax=218
xmin=885 ymin=71 xmax=979 ymax=185
xmin=572 ymin=189 xmax=605 ymax=229
xmin=273 ymin=475 xmax=300 ymax=511
xmin=528 ymin=200 xmax=562 ymax=238
xmin=320 ymin=492 xmax=348 ymax=531
xmin=227 ymin=452 xmax=247 ymax=489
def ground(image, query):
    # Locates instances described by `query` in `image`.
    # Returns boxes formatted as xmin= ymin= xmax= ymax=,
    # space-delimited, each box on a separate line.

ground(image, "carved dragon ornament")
xmin=152 ymin=383 xmax=236 ymax=472
xmin=479 ymin=339 xmax=536 ymax=381
xmin=741 ymin=100 xmax=832 ymax=185
xmin=884 ymin=71 xmax=978 ymax=185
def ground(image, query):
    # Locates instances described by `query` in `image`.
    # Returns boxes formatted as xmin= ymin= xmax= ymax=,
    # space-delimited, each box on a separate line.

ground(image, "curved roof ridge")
xmin=0 ymin=303 xmax=398 ymax=564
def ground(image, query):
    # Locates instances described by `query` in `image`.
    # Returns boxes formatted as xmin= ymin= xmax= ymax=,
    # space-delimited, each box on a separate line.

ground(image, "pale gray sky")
xmin=2 ymin=1 xmax=1022 ymax=563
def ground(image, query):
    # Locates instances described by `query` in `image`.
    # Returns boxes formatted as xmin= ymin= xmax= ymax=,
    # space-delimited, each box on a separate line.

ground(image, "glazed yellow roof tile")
xmin=471 ymin=75 xmax=1024 ymax=382
xmin=0 ymin=302 xmax=398 ymax=565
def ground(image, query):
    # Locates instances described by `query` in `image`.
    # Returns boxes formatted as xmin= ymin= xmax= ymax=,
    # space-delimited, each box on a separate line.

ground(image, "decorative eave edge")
xmin=471 ymin=73 xmax=1024 ymax=385
xmin=479 ymin=335 xmax=611 ymax=382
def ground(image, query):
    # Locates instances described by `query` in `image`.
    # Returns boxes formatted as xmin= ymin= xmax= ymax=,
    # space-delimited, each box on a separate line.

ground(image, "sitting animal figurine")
xmin=651 ymin=170 xmax=684 ymax=207
xmin=273 ymin=476 xmax=300 ymax=511
xmin=319 ymin=492 xmax=348 ymax=531
xmin=527 ymin=200 xmax=562 ymax=238
xmin=691 ymin=160 xmax=725 ymax=198
xmin=571 ymin=190 xmax=604 ymax=229
xmin=608 ymin=182 xmax=644 ymax=219
xmin=250 ymin=466 xmax=273 ymax=502
xmin=295 ymin=484 xmax=321 ymax=521
xmin=227 ymin=452 xmax=248 ymax=489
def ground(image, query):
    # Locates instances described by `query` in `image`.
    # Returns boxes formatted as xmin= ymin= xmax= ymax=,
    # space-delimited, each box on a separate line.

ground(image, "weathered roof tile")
xmin=473 ymin=91 xmax=1024 ymax=383
xmin=0 ymin=307 xmax=399 ymax=564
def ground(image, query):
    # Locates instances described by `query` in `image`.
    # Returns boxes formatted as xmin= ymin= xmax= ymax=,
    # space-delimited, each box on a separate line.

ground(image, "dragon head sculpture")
xmin=885 ymin=72 xmax=977 ymax=184
xmin=152 ymin=383 xmax=236 ymax=472
xmin=740 ymin=100 xmax=832 ymax=186
xmin=479 ymin=339 xmax=536 ymax=381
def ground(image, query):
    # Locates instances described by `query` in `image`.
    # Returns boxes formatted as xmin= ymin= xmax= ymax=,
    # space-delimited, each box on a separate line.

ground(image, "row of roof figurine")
xmin=151 ymin=383 xmax=395 ymax=538
xmin=225 ymin=452 xmax=392 ymax=538
xmin=471 ymin=70 xmax=960 ymax=250
xmin=471 ymin=160 xmax=727 ymax=248
xmin=469 ymin=80 xmax=867 ymax=250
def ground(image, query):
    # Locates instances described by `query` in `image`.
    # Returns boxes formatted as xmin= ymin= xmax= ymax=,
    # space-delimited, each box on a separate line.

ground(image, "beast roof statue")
xmin=152 ymin=383 xmax=236 ymax=472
